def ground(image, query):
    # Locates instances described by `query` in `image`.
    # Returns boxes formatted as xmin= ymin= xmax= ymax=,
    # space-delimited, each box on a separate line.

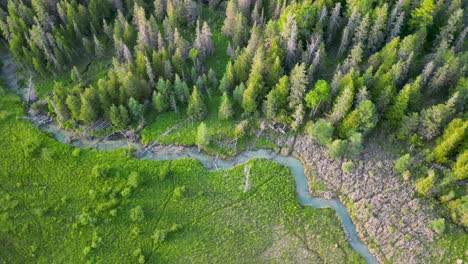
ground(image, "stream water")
xmin=41 ymin=122 xmax=379 ymax=264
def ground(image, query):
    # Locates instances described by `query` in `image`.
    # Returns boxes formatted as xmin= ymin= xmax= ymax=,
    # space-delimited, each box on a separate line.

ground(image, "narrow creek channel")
xmin=41 ymin=122 xmax=379 ymax=264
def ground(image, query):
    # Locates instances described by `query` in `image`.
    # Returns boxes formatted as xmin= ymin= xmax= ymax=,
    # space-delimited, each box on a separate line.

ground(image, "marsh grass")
xmin=0 ymin=90 xmax=363 ymax=263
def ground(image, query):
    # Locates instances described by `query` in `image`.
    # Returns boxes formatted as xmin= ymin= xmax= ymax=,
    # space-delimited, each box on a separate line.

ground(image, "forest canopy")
xmin=0 ymin=0 xmax=466 ymax=261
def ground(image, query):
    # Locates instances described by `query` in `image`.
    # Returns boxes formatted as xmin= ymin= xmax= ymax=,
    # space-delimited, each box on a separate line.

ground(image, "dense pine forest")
xmin=0 ymin=0 xmax=466 ymax=263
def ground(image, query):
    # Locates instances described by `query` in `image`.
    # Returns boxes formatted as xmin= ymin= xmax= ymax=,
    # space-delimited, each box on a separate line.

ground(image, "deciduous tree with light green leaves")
xmin=328 ymin=139 xmax=348 ymax=159
xmin=305 ymin=79 xmax=330 ymax=117
xmin=338 ymin=99 xmax=377 ymax=138
xmin=328 ymin=132 xmax=363 ymax=159
xmin=307 ymin=119 xmax=334 ymax=146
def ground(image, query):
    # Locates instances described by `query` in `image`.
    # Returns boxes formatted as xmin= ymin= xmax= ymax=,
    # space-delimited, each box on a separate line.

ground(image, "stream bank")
xmin=292 ymin=135 xmax=435 ymax=263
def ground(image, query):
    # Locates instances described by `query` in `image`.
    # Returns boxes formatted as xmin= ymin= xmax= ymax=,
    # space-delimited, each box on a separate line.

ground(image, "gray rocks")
xmin=291 ymin=135 xmax=435 ymax=264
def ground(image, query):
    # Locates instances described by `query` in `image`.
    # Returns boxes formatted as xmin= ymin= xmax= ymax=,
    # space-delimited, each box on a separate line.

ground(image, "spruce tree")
xmin=174 ymin=74 xmax=188 ymax=103
xmin=218 ymin=75 xmax=229 ymax=94
xmin=387 ymin=11 xmax=404 ymax=42
xmin=201 ymin=22 xmax=214 ymax=56
xmin=238 ymin=0 xmax=251 ymax=18
xmin=220 ymin=61 xmax=235 ymax=93
xmin=80 ymin=88 xmax=99 ymax=123
xmin=291 ymin=104 xmax=304 ymax=131
xmin=263 ymin=89 xmax=280 ymax=120
xmin=233 ymin=83 xmax=246 ymax=107
xmin=385 ymin=79 xmax=419 ymax=127
xmin=207 ymin=68 xmax=218 ymax=89
xmin=135 ymin=50 xmax=147 ymax=77
xmin=128 ymin=97 xmax=145 ymax=124
xmin=123 ymin=22 xmax=136 ymax=47
xmin=341 ymin=44 xmax=363 ymax=74
xmin=352 ymin=13 xmax=369 ymax=49
xmin=337 ymin=7 xmax=360 ymax=57
xmin=263 ymin=75 xmax=289 ymax=120
xmin=419 ymin=94 xmax=457 ymax=141
xmin=328 ymin=139 xmax=348 ymax=159
xmin=71 ymin=66 xmax=82 ymax=84
xmin=187 ymin=86 xmax=207 ymax=120
xmin=232 ymin=51 xmax=251 ymax=84
xmin=288 ymin=63 xmax=307 ymax=111
xmin=145 ymin=56 xmax=155 ymax=85
xmin=222 ymin=0 xmax=239 ymax=36
xmin=326 ymin=2 xmax=342 ymax=44
xmin=453 ymin=150 xmax=468 ymax=180
xmin=93 ymin=35 xmax=104 ymax=59
xmin=346 ymin=132 xmax=363 ymax=158
xmin=266 ymin=56 xmax=284 ymax=88
xmin=196 ymin=122 xmax=210 ymax=151
xmin=184 ymin=0 xmax=198 ymax=24
xmin=454 ymin=26 xmax=468 ymax=53
xmin=153 ymin=91 xmax=168 ymax=113
xmin=285 ymin=16 xmax=298 ymax=69
xmin=367 ymin=4 xmax=388 ymax=53
xmin=433 ymin=118 xmax=467 ymax=163
xmin=218 ymin=92 xmax=233 ymax=120
xmin=133 ymin=3 xmax=150 ymax=50
xmin=193 ymin=20 xmax=204 ymax=58
xmin=154 ymin=0 xmax=166 ymax=21
xmin=409 ymin=0 xmax=435 ymax=30
xmin=110 ymin=104 xmax=130 ymax=129
xmin=66 ymin=93 xmax=81 ymax=121
xmin=242 ymin=85 xmax=257 ymax=116
xmin=329 ymin=73 xmax=355 ymax=125
xmin=232 ymin=12 xmax=248 ymax=47
xmin=242 ymin=47 xmax=264 ymax=116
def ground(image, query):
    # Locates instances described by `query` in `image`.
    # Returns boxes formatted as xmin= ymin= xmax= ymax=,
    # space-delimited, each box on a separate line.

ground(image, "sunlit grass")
xmin=0 ymin=89 xmax=364 ymax=263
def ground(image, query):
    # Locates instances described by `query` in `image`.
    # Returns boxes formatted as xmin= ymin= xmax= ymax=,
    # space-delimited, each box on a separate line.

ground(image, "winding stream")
xmin=41 ymin=122 xmax=379 ymax=264
xmin=1 ymin=51 xmax=377 ymax=263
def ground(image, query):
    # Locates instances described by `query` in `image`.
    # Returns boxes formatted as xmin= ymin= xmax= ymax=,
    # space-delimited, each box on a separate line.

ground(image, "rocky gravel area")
xmin=289 ymin=135 xmax=435 ymax=264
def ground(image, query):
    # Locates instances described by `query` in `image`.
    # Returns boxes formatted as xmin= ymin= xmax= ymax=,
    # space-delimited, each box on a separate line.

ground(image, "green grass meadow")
xmin=0 ymin=90 xmax=363 ymax=263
